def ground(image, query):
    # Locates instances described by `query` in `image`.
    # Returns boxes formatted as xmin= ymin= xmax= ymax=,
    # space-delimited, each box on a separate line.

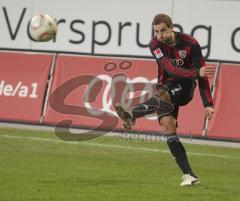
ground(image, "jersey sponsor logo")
xmin=153 ymin=48 xmax=163 ymax=59
xmin=178 ymin=50 xmax=186 ymax=59
xmin=171 ymin=59 xmax=184 ymax=66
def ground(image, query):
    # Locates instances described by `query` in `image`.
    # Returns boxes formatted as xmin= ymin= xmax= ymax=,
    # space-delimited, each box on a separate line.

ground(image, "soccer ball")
xmin=29 ymin=14 xmax=58 ymax=42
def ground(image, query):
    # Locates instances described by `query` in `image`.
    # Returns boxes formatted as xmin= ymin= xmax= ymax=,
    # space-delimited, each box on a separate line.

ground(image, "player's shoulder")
xmin=177 ymin=32 xmax=199 ymax=45
xmin=149 ymin=36 xmax=160 ymax=49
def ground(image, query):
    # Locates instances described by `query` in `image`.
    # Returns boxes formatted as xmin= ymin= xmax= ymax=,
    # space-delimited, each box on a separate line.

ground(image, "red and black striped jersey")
xmin=149 ymin=32 xmax=213 ymax=107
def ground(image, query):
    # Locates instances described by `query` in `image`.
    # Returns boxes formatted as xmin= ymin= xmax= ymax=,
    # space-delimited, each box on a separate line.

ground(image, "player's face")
xmin=153 ymin=23 xmax=173 ymax=44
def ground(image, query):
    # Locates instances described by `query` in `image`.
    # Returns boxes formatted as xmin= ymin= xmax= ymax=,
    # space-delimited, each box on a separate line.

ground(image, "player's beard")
xmin=163 ymin=32 xmax=175 ymax=45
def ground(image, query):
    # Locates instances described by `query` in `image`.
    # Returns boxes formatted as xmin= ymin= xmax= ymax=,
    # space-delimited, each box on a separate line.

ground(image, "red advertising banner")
xmin=0 ymin=51 xmax=53 ymax=123
xmin=44 ymin=55 xmax=161 ymax=132
xmin=207 ymin=64 xmax=240 ymax=140
xmin=1 ymin=51 xmax=239 ymax=140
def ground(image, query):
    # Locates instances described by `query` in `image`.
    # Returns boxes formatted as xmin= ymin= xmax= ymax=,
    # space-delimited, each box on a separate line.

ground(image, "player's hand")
xmin=205 ymin=107 xmax=214 ymax=120
xmin=199 ymin=66 xmax=215 ymax=78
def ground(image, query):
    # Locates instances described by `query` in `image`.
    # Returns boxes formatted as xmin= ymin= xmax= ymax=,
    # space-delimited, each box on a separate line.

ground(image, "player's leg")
xmin=114 ymin=87 xmax=173 ymax=129
xmin=159 ymin=115 xmax=199 ymax=186
xmin=131 ymin=87 xmax=173 ymax=118
xmin=158 ymin=83 xmax=199 ymax=186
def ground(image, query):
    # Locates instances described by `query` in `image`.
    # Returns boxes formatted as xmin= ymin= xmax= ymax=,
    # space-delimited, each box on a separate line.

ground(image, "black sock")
xmin=132 ymin=95 xmax=160 ymax=119
xmin=166 ymin=134 xmax=197 ymax=178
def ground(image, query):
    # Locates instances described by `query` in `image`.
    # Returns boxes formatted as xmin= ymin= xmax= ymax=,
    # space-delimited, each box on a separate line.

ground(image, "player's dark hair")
xmin=152 ymin=14 xmax=173 ymax=28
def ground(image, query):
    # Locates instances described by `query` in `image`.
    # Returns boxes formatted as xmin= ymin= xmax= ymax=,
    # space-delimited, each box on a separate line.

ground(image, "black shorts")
xmin=156 ymin=80 xmax=196 ymax=120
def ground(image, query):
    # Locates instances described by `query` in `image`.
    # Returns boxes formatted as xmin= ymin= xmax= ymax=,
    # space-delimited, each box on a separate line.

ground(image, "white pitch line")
xmin=0 ymin=134 xmax=240 ymax=160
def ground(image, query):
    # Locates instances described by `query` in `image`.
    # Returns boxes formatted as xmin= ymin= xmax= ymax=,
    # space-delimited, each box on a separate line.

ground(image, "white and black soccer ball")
xmin=29 ymin=14 xmax=58 ymax=42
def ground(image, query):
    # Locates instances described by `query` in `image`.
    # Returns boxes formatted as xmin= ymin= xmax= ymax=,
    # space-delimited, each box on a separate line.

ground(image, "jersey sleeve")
xmin=191 ymin=43 xmax=214 ymax=107
xmin=149 ymin=44 xmax=199 ymax=79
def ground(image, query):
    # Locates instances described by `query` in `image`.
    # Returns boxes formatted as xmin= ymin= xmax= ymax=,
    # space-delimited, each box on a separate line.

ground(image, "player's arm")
xmin=149 ymin=45 xmax=199 ymax=79
xmin=191 ymin=43 xmax=214 ymax=119
xmin=198 ymin=76 xmax=214 ymax=120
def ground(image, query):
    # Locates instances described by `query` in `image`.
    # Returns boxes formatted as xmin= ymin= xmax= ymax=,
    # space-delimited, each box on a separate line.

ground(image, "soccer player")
xmin=114 ymin=13 xmax=215 ymax=186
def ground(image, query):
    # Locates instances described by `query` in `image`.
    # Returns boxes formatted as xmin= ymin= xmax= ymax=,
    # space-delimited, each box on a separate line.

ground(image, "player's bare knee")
xmin=159 ymin=116 xmax=175 ymax=128
xmin=155 ymin=89 xmax=171 ymax=102
xmin=159 ymin=116 xmax=176 ymax=134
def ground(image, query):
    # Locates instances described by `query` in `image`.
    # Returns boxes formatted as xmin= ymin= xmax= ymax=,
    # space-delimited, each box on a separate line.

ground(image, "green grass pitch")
xmin=0 ymin=127 xmax=240 ymax=201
